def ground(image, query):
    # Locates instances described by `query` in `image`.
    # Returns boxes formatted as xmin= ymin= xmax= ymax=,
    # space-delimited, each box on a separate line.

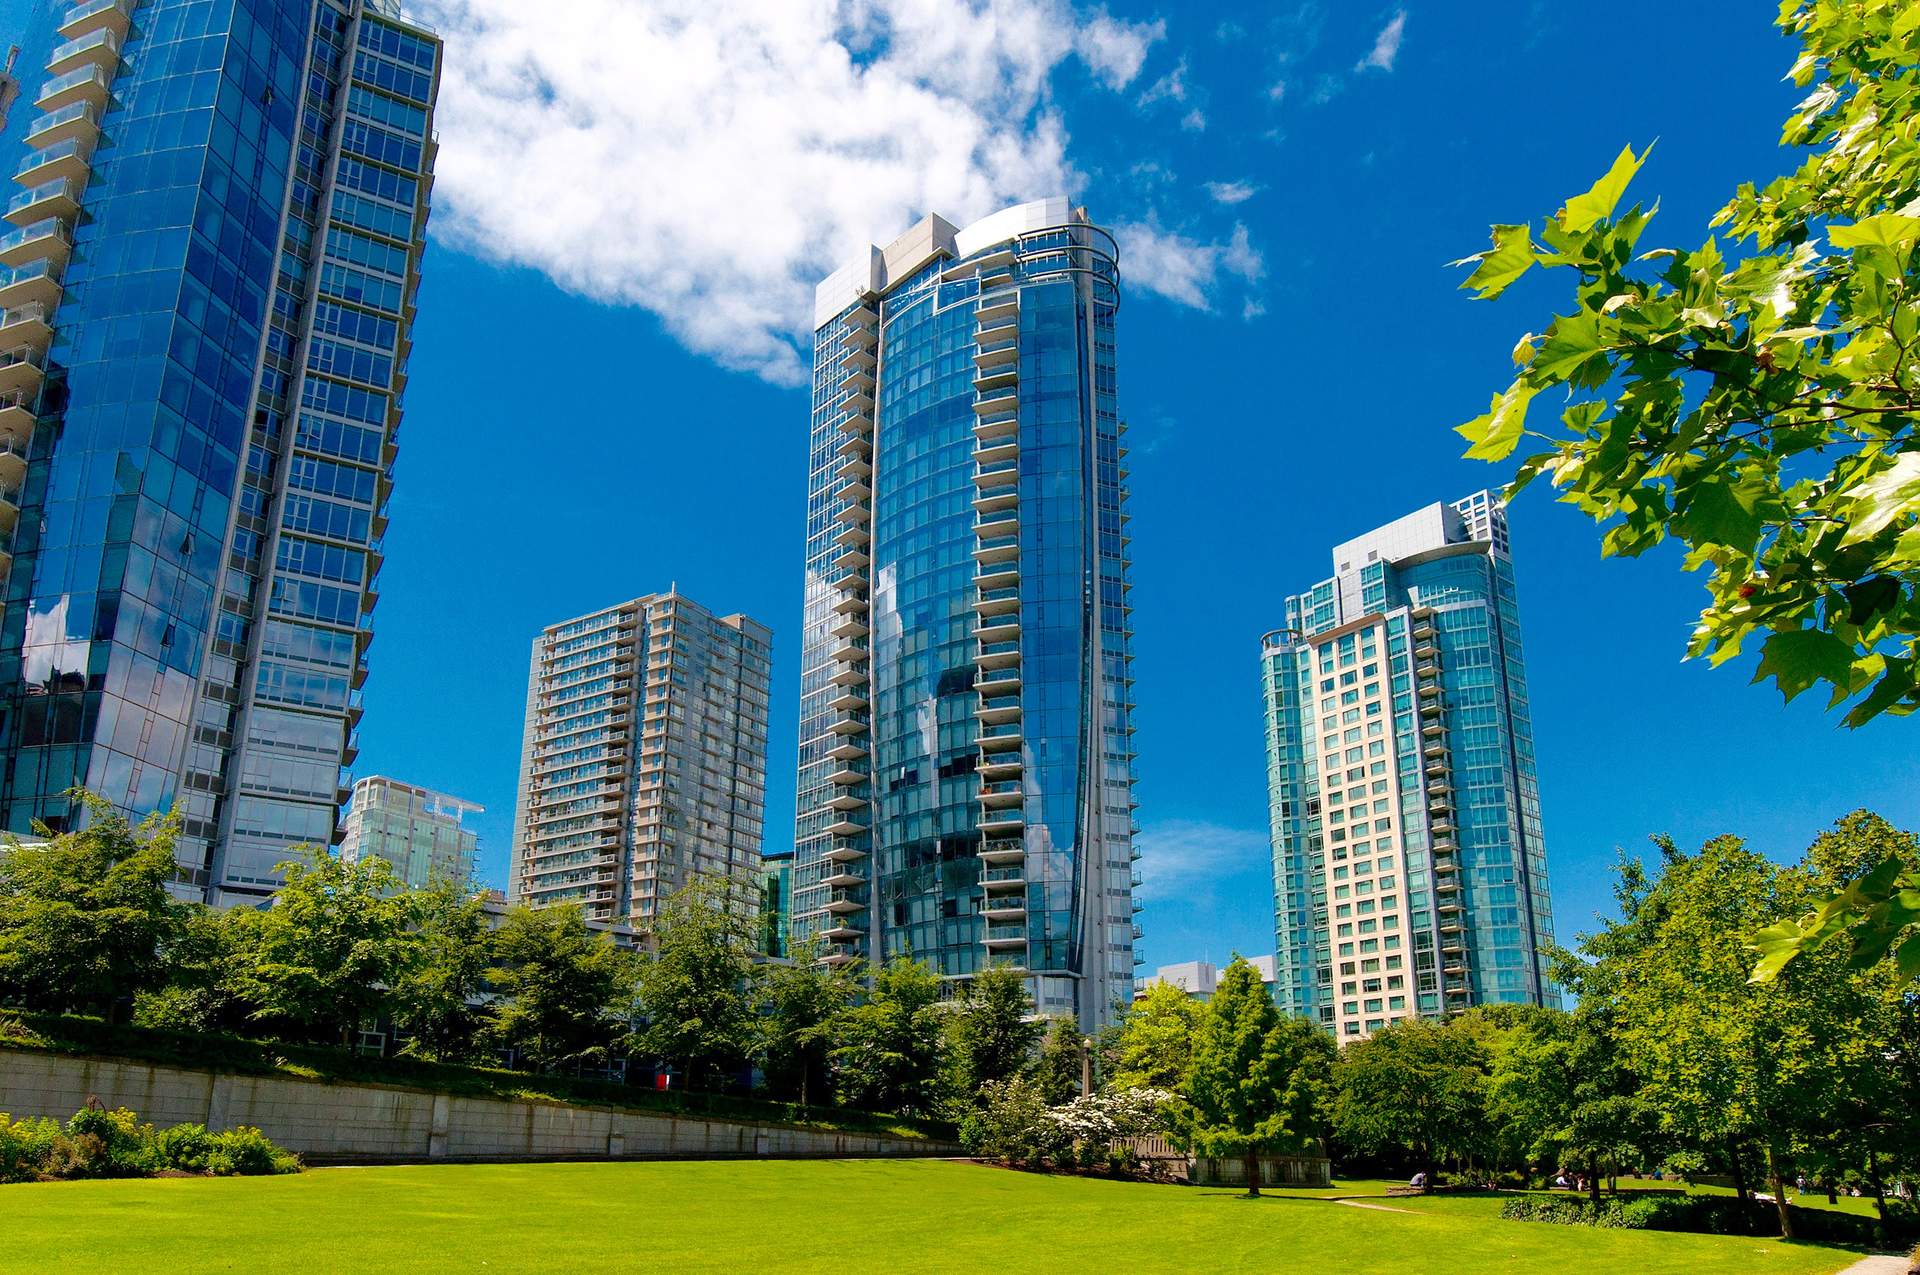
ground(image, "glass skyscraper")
xmin=1261 ymin=493 xmax=1557 ymax=1040
xmin=791 ymin=197 xmax=1139 ymax=1031
xmin=338 ymin=774 xmax=479 ymax=890
xmin=0 ymin=0 xmax=439 ymax=904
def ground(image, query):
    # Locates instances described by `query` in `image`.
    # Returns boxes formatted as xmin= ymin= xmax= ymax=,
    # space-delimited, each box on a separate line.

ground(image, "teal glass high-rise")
xmin=1261 ymin=493 xmax=1558 ymax=1040
xmin=791 ymin=198 xmax=1139 ymax=1030
xmin=0 ymin=0 xmax=438 ymax=904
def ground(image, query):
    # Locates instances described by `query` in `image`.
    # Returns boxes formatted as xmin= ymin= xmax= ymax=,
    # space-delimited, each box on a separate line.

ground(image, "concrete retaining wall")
xmin=0 ymin=1048 xmax=959 ymax=1163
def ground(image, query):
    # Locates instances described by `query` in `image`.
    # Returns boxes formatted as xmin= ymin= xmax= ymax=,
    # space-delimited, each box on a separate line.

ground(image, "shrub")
xmin=0 ymin=1114 xmax=63 ymax=1183
xmin=212 ymin=1126 xmax=300 ymax=1176
xmin=150 ymin=1122 xmax=215 ymax=1173
xmin=0 ymin=1105 xmax=299 ymax=1184
xmin=1498 ymin=1192 xmax=1913 ymax=1245
xmin=62 ymin=1104 xmax=154 ymax=1178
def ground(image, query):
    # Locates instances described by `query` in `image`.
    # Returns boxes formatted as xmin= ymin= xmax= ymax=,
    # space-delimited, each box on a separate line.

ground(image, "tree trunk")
xmin=1868 ymin=1151 xmax=1889 ymax=1226
xmin=1244 ymin=1146 xmax=1262 ymax=1198
xmin=1589 ymin=1154 xmax=1602 ymax=1206
xmin=1728 ymin=1138 xmax=1750 ymax=1201
xmin=1766 ymin=1145 xmax=1795 ymax=1241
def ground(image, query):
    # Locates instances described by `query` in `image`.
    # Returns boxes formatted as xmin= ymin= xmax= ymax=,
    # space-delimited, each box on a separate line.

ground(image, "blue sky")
xmin=11 ymin=0 xmax=1918 ymax=967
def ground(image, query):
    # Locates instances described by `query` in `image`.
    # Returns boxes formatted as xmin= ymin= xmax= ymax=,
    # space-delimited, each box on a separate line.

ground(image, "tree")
xmin=234 ymin=848 xmax=418 ymax=1046
xmin=949 ymin=965 xmax=1042 ymax=1101
xmin=133 ymin=902 xmax=259 ymax=1034
xmin=1752 ymin=810 xmax=1920 ymax=983
xmin=1187 ymin=956 xmax=1333 ymax=1197
xmin=488 ymin=904 xmax=637 ymax=1073
xmin=391 ymin=878 xmax=491 ymax=1063
xmin=1033 ymin=1016 xmax=1086 ymax=1106
xmin=1107 ymin=981 xmax=1204 ymax=1093
xmin=633 ymin=875 xmax=759 ymax=1093
xmin=1452 ymin=0 xmax=1920 ymax=725
xmin=759 ymin=941 xmax=857 ymax=1107
xmin=0 ymin=795 xmax=182 ymax=1023
xmin=832 ymin=956 xmax=949 ymax=1118
xmin=1332 ymin=1017 xmax=1490 ymax=1185
xmin=1590 ymin=832 xmax=1895 ymax=1239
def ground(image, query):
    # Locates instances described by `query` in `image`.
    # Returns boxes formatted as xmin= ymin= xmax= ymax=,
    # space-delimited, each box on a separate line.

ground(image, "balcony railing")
xmin=15 ymin=137 xmax=90 ymax=183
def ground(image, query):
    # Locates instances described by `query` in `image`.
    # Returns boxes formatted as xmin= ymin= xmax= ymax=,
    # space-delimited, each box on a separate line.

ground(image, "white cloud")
xmin=1203 ymin=180 xmax=1259 ymax=206
xmin=1180 ymin=108 xmax=1207 ymax=132
xmin=418 ymin=0 xmax=1166 ymax=384
xmin=1113 ymin=221 xmax=1264 ymax=312
xmin=1267 ymin=78 xmax=1288 ymax=102
xmin=1136 ymin=57 xmax=1189 ymax=107
xmin=1357 ymin=10 xmax=1408 ymax=72
xmin=1133 ymin=819 xmax=1270 ymax=904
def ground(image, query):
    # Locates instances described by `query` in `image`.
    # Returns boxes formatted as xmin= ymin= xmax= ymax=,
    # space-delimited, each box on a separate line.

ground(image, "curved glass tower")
xmin=1261 ymin=493 xmax=1558 ymax=1040
xmin=792 ymin=198 xmax=1139 ymax=1030
xmin=0 ymin=0 xmax=439 ymax=903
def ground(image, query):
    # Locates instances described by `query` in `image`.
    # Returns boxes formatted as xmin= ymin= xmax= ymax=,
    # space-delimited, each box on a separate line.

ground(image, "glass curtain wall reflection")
xmin=0 ymin=0 xmax=440 ymax=904
xmin=791 ymin=198 xmax=1140 ymax=1031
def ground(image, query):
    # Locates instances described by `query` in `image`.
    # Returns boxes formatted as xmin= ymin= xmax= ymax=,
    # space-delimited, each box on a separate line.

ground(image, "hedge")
xmin=1499 ymin=1191 xmax=1919 ymax=1244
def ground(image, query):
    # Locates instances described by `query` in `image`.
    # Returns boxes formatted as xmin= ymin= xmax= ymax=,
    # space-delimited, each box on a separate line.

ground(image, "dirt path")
xmin=1324 ymin=1197 xmax=1419 ymax=1215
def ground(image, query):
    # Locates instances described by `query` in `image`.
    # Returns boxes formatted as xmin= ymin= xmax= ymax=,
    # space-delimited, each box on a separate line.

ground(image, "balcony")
xmin=823 ymin=814 xmax=869 ymax=839
xmin=838 ymin=340 xmax=876 ymax=372
xmin=826 ymin=686 xmax=867 ymax=715
xmin=822 ymin=864 xmax=866 ymax=888
xmin=822 ymin=916 xmax=867 ymax=941
xmin=0 ymin=303 xmax=53 ymax=352
xmin=977 ymin=692 xmax=1020 ymax=726
xmin=15 ymin=137 xmax=91 ymax=187
xmin=0 ymin=389 xmax=35 ymax=445
xmin=1421 ymin=721 xmax=1443 ymax=738
xmin=824 ymin=757 xmax=869 ymax=786
xmin=827 ymin=708 xmax=869 ymax=738
xmin=973 ymin=388 xmax=1018 ymax=417
xmin=831 ymin=520 xmax=868 ymax=552
xmin=822 ymin=839 xmax=868 ymax=863
xmin=982 ymin=864 xmax=1025 ymax=887
xmin=975 ymin=665 xmax=1021 ymax=694
xmin=0 ymin=345 xmax=46 ymax=397
xmin=0 ymin=219 xmax=70 ymax=269
xmin=1414 ymin=642 xmax=1438 ymax=661
xmin=974 ymin=436 xmax=1017 ymax=468
xmin=981 ymin=896 xmax=1026 ymax=920
xmin=977 ymin=637 xmax=1020 ymax=668
xmin=843 ymin=303 xmax=878 ymax=332
xmin=974 ymin=561 xmax=1018 ymax=593
xmin=977 ymin=504 xmax=1018 ymax=533
xmin=36 ymin=64 xmax=112 ymax=114
xmin=827 ymin=610 xmax=867 ymax=642
xmin=973 ymin=532 xmax=1018 ymax=566
xmin=977 ymin=756 xmax=1021 ymax=785
xmin=976 ymin=614 xmax=1020 ymax=644
xmin=834 ymin=430 xmax=870 ymax=461
xmin=0 ymin=483 xmax=23 ymax=533
xmin=821 ymin=945 xmax=861 ymax=967
xmin=973 ymin=335 xmax=1017 ymax=369
xmin=973 ymin=584 xmax=1019 ymax=618
xmin=827 ymin=633 xmax=866 ymax=666
xmin=6 ymin=179 xmax=81 ymax=228
xmin=1418 ymin=682 xmax=1440 ymax=700
xmin=978 ymin=721 xmax=1023 ymax=752
xmin=837 ymin=405 xmax=872 ymax=439
xmin=58 ymin=0 xmax=133 ymax=41
xmin=830 ymin=586 xmax=868 ymax=617
xmin=46 ymin=26 xmax=120 ymax=76
xmin=974 ymin=410 xmax=1017 ymax=443
xmin=836 ymin=364 xmax=874 ymax=395
xmin=976 ymin=294 xmax=1018 ymax=326
xmin=973 ymin=484 xmax=1018 ymax=516
xmin=980 ymin=838 xmax=1026 ymax=864
xmin=830 ymin=543 xmax=868 ymax=574
xmin=973 ymin=364 xmax=1017 ymax=395
xmin=982 ymin=922 xmax=1027 ymax=947
xmin=824 ymin=890 xmax=865 ymax=914
xmin=974 ymin=456 xmax=1017 ymax=490
xmin=977 ymin=778 xmax=1022 ymax=808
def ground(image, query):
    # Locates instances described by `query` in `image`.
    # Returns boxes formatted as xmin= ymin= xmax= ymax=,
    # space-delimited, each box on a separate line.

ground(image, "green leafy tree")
xmin=1033 ymin=1015 xmax=1086 ymax=1106
xmin=1332 ymin=1017 xmax=1490 ymax=1185
xmin=758 ymin=941 xmax=857 ymax=1106
xmin=391 ymin=878 xmax=491 ymax=1063
xmin=1453 ymin=0 xmax=1920 ymax=725
xmin=1107 ymin=981 xmax=1204 ymax=1093
xmin=234 ymin=848 xmax=417 ymax=1046
xmin=489 ymin=904 xmax=638 ymax=1073
xmin=133 ymin=903 xmax=259 ymax=1033
xmin=633 ymin=875 xmax=759 ymax=1093
xmin=0 ymin=795 xmax=182 ymax=1023
xmin=1187 ymin=956 xmax=1333 ymax=1197
xmin=949 ymin=965 xmax=1042 ymax=1101
xmin=1752 ymin=810 xmax=1920 ymax=983
xmin=1589 ymin=832 xmax=1897 ymax=1238
xmin=832 ymin=955 xmax=949 ymax=1117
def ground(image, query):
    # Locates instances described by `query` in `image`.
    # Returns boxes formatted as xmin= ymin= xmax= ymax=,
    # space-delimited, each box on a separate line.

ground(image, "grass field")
xmin=0 ymin=1160 xmax=1875 ymax=1275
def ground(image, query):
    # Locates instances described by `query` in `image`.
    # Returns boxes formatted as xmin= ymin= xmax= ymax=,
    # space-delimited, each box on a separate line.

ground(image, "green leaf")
xmin=1531 ymin=310 xmax=1614 ymax=383
xmin=1840 ymin=655 xmax=1916 ymax=727
xmin=1838 ymin=452 xmax=1920 ymax=546
xmin=1676 ymin=475 xmax=1762 ymax=549
xmin=1841 ymin=574 xmax=1902 ymax=626
xmin=1828 ymin=213 xmax=1920 ymax=249
xmin=1753 ymin=628 xmax=1855 ymax=702
xmin=1897 ymin=3 xmax=1920 ymax=40
xmin=1558 ymin=144 xmax=1651 ymax=234
xmin=1455 ymin=382 xmax=1537 ymax=462
xmin=1454 ymin=224 xmax=1538 ymax=300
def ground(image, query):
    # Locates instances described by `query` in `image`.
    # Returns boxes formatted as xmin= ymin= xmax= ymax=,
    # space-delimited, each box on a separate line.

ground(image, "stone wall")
xmin=1190 ymin=1154 xmax=1332 ymax=1187
xmin=0 ymin=1048 xmax=959 ymax=1164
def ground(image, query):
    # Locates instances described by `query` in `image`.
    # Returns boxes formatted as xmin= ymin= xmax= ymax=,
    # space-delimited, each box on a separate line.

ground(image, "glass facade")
xmin=509 ymin=591 xmax=772 ymax=926
xmin=0 ymin=0 xmax=439 ymax=904
xmin=1262 ymin=493 xmax=1558 ymax=1040
xmin=791 ymin=199 xmax=1139 ymax=1031
xmin=338 ymin=773 xmax=478 ymax=889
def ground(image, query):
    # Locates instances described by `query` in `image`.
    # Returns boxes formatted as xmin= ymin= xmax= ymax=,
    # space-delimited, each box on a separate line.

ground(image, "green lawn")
xmin=0 ymin=1160 xmax=1872 ymax=1275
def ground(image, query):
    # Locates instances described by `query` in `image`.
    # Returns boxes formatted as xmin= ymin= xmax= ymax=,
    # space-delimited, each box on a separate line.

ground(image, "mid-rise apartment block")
xmin=1135 ymin=955 xmax=1277 ymax=1003
xmin=510 ymin=591 xmax=772 ymax=924
xmin=1261 ymin=493 xmax=1557 ymax=1040
xmin=792 ymin=197 xmax=1139 ymax=1030
xmin=0 ymin=0 xmax=439 ymax=903
xmin=338 ymin=774 xmax=479 ymax=889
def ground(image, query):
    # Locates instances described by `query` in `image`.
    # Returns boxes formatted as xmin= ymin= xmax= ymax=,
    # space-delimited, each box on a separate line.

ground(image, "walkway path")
xmin=1833 ymin=1257 xmax=1908 ymax=1275
xmin=1324 ymin=1197 xmax=1418 ymax=1215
